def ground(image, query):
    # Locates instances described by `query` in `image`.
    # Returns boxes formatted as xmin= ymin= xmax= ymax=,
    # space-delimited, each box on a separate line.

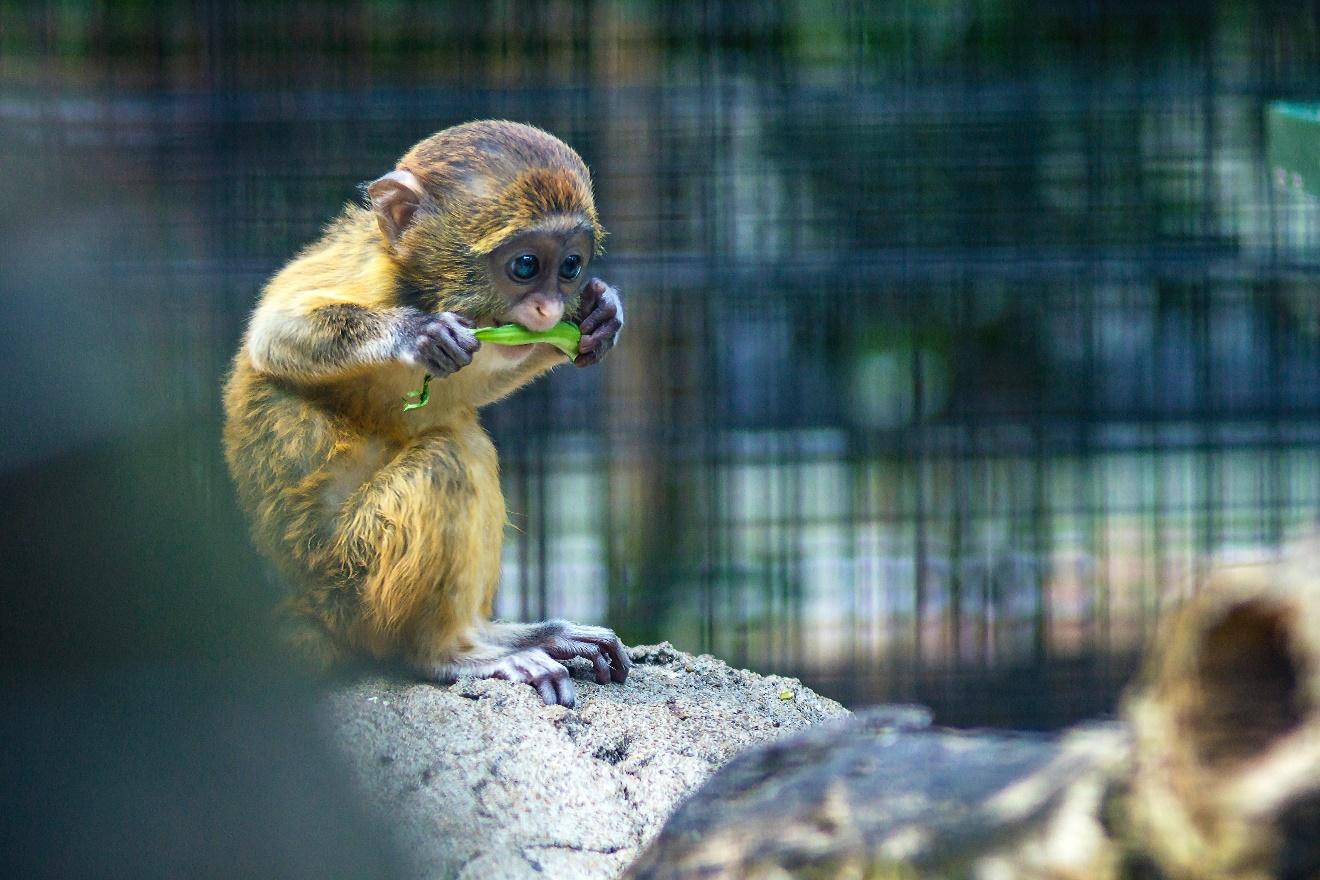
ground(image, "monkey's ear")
xmin=367 ymin=169 xmax=428 ymax=245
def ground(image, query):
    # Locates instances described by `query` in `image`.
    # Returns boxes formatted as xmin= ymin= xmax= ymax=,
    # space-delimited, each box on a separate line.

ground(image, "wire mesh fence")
xmin=3 ymin=0 xmax=1320 ymax=726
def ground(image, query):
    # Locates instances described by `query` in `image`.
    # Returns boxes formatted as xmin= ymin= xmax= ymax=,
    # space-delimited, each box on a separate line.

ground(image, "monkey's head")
xmin=366 ymin=120 xmax=607 ymax=331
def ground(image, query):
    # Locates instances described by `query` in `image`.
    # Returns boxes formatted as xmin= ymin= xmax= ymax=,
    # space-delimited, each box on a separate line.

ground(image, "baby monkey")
xmin=224 ymin=121 xmax=628 ymax=706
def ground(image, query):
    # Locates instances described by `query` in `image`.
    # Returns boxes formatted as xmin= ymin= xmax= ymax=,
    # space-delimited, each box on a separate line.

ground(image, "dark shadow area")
xmin=0 ymin=430 xmax=403 ymax=877
xmin=1190 ymin=602 xmax=1307 ymax=769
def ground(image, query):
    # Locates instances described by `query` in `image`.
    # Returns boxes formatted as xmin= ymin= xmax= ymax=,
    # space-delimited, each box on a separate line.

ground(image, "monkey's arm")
xmin=245 ymin=298 xmax=478 ymax=383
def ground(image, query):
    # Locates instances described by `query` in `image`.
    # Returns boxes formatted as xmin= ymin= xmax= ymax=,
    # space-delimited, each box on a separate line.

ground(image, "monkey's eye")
xmin=510 ymin=254 xmax=539 ymax=281
xmin=558 ymin=254 xmax=583 ymax=281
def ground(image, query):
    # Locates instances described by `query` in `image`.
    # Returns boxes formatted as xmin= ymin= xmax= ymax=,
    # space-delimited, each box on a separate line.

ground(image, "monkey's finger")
xmin=440 ymin=335 xmax=474 ymax=367
xmin=570 ymin=629 xmax=630 ymax=683
xmin=578 ymin=335 xmax=615 ymax=360
xmin=535 ymin=677 xmax=558 ymax=705
xmin=573 ymin=344 xmax=603 ymax=366
xmin=554 ymin=670 xmax=577 ymax=707
xmin=417 ymin=329 xmax=450 ymax=359
xmin=450 ymin=328 xmax=480 ymax=355
xmin=610 ymin=649 xmax=631 ymax=683
xmin=589 ymin=649 xmax=613 ymax=685
xmin=434 ymin=312 xmax=473 ymax=333
xmin=423 ymin=354 xmax=457 ymax=377
xmin=446 ymin=331 xmax=480 ymax=358
xmin=512 ymin=656 xmax=556 ymax=703
xmin=578 ymin=293 xmax=618 ymax=335
xmin=534 ymin=656 xmax=575 ymax=705
xmin=420 ymin=338 xmax=460 ymax=375
xmin=437 ymin=315 xmax=480 ymax=354
xmin=575 ymin=336 xmax=603 ymax=361
xmin=515 ymin=650 xmax=573 ymax=706
xmin=580 ymin=277 xmax=607 ymax=304
xmin=560 ymin=639 xmax=612 ymax=684
xmin=570 ymin=278 xmax=605 ymax=323
xmin=580 ymin=320 xmax=622 ymax=357
xmin=593 ymin=635 xmax=631 ymax=683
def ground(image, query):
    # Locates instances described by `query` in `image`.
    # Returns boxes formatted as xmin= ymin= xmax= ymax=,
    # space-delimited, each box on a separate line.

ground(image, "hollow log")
xmin=1118 ymin=539 xmax=1320 ymax=879
xmin=626 ymin=539 xmax=1320 ymax=879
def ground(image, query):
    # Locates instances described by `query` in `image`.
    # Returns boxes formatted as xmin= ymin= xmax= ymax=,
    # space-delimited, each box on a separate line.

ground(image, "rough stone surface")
xmin=324 ymin=642 xmax=848 ymax=880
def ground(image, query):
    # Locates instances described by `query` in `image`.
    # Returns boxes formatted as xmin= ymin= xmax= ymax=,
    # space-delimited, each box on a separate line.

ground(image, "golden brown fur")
xmin=223 ymin=122 xmax=621 ymax=691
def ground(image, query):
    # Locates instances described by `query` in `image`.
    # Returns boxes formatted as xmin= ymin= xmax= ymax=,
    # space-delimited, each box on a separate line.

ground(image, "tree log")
xmin=1119 ymin=538 xmax=1320 ymax=879
xmin=627 ymin=539 xmax=1320 ymax=879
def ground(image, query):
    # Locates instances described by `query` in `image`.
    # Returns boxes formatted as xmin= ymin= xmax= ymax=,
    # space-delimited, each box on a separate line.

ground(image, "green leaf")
xmin=401 ymin=322 xmax=581 ymax=414
xmin=474 ymin=321 xmax=581 ymax=358
xmin=402 ymin=373 xmax=432 ymax=412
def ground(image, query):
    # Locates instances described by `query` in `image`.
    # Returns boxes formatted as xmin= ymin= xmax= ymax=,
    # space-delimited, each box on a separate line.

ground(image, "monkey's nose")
xmin=519 ymin=296 xmax=564 ymax=332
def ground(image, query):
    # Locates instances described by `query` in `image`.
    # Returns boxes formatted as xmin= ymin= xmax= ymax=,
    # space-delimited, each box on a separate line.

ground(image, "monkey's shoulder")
xmin=262 ymin=209 xmax=400 ymax=313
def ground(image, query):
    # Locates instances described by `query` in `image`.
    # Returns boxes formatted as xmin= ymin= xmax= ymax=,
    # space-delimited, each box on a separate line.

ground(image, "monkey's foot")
xmin=534 ymin=622 xmax=632 ymax=686
xmin=480 ymin=648 xmax=577 ymax=707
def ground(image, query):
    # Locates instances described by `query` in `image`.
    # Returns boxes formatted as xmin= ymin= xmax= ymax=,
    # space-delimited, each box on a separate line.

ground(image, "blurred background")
xmin=5 ymin=0 xmax=1320 ymax=737
xmin=5 ymin=2 xmax=1320 ymax=874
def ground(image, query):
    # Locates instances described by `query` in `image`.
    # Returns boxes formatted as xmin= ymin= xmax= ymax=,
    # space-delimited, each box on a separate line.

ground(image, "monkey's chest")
xmin=319 ymin=425 xmax=504 ymax=520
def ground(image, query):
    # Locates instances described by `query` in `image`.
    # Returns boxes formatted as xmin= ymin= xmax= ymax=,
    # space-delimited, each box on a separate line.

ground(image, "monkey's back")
xmin=223 ymin=357 xmax=351 ymax=582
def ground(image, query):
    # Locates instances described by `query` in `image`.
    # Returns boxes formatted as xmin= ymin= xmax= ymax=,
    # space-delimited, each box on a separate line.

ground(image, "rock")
xmin=324 ymin=642 xmax=848 ymax=880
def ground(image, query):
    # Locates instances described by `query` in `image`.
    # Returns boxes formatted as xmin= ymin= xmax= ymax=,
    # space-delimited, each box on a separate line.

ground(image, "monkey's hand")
xmin=399 ymin=311 xmax=480 ymax=377
xmin=573 ymin=278 xmax=623 ymax=367
xmin=535 ymin=621 xmax=632 ymax=686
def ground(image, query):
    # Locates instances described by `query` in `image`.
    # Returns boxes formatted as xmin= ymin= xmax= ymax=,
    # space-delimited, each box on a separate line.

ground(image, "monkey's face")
xmin=369 ymin=121 xmax=607 ymax=323
xmin=484 ymin=224 xmax=593 ymax=333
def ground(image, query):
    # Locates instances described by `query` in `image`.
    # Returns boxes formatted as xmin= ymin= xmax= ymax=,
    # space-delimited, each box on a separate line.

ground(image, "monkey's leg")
xmin=333 ymin=427 xmax=500 ymax=649
xmin=331 ymin=428 xmax=621 ymax=706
